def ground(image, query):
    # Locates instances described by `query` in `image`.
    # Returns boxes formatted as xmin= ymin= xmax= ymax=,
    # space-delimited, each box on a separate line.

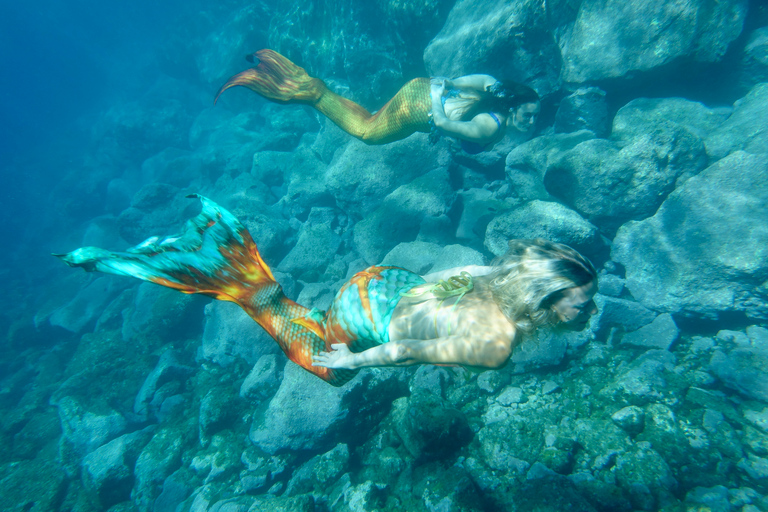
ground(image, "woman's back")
xmin=388 ymin=276 xmax=518 ymax=368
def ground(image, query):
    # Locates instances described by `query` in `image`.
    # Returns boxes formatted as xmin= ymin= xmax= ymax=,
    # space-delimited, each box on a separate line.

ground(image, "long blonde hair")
xmin=488 ymin=239 xmax=597 ymax=333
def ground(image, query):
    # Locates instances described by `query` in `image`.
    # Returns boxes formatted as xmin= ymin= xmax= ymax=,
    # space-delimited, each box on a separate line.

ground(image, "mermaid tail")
xmin=215 ymin=49 xmax=432 ymax=145
xmin=55 ymin=195 xmax=356 ymax=386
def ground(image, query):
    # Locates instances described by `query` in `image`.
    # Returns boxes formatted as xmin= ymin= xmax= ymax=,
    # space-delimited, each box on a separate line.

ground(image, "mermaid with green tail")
xmin=215 ymin=49 xmax=541 ymax=150
xmin=57 ymin=196 xmax=599 ymax=386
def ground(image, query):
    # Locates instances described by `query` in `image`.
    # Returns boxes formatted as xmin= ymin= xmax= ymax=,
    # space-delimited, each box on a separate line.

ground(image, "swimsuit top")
xmin=460 ymin=112 xmax=501 ymax=154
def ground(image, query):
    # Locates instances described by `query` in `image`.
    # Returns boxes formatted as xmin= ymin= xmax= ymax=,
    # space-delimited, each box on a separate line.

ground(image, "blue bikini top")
xmin=460 ymin=112 xmax=501 ymax=154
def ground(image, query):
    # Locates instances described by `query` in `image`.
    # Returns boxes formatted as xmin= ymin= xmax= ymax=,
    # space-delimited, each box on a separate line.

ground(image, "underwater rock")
xmin=408 ymin=366 xmax=456 ymax=399
xmin=81 ymin=426 xmax=155 ymax=509
xmin=201 ymin=301 xmax=281 ymax=368
xmin=134 ymin=349 xmax=195 ymax=421
xmin=612 ymin=151 xmax=768 ymax=318
xmin=611 ymin=406 xmax=646 ymax=436
xmin=117 ymin=184 xmax=194 ymax=246
xmin=380 ymin=241 xmax=443 ymax=275
xmin=611 ymin=97 xmax=731 ymax=142
xmin=249 ymin=363 xmax=407 ymax=454
xmin=559 ymin=0 xmax=747 ymax=83
xmin=0 ymin=457 xmax=68 ymax=512
xmin=706 ymin=83 xmax=768 ymax=159
xmin=392 ymin=389 xmax=472 ymax=462
xmin=55 ymin=396 xmax=128 ymax=457
xmin=96 ymin=76 xmax=204 ymax=164
xmin=131 ymin=428 xmax=186 ymax=510
xmin=141 ymin=148 xmax=203 ymax=188
xmin=122 ymin=282 xmax=207 ymax=343
xmin=48 ymin=276 xmax=125 ymax=334
xmin=620 ymin=313 xmax=680 ymax=351
xmin=484 ymin=200 xmax=600 ymax=259
xmin=544 ymin=123 xmax=708 ymax=235
xmin=274 ymin=146 xmax=333 ymax=221
xmin=153 ymin=469 xmax=193 ymax=512
xmin=508 ymin=326 xmax=569 ymax=373
xmin=325 ymin=135 xmax=447 ymax=218
xmin=588 ymin=295 xmax=656 ymax=338
xmin=684 ymin=485 xmax=734 ymax=512
xmin=505 ymin=130 xmax=595 ymax=203
xmin=600 ymin=350 xmax=677 ymax=405
xmin=597 ymin=273 xmax=626 ymax=298
xmin=709 ymin=341 xmax=768 ymax=402
xmin=240 ymin=354 xmax=284 ymax=404
xmin=429 ymin=244 xmax=486 ymax=273
xmin=353 ymin=168 xmax=454 ymax=265
xmin=739 ymin=27 xmax=768 ymax=94
xmin=277 ymin=207 xmax=342 ymax=281
xmin=418 ymin=465 xmax=487 ymax=512
xmin=199 ymin=387 xmax=241 ymax=447
xmin=555 ymin=87 xmax=609 ymax=138
xmin=424 ymin=0 xmax=561 ymax=96
xmin=614 ymin=444 xmax=678 ymax=511
xmin=454 ymin=187 xmax=515 ymax=241
xmin=285 ymin=443 xmax=349 ymax=496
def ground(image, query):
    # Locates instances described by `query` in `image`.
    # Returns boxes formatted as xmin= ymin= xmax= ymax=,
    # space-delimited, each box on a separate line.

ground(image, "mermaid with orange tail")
xmin=56 ymin=195 xmax=423 ymax=386
xmin=215 ymin=49 xmax=541 ymax=151
xmin=56 ymin=197 xmax=599 ymax=387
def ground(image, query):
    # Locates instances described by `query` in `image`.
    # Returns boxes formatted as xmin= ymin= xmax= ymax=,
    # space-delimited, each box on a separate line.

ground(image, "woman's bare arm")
xmin=431 ymin=84 xmax=500 ymax=143
xmin=312 ymin=334 xmax=512 ymax=370
xmin=447 ymin=74 xmax=497 ymax=92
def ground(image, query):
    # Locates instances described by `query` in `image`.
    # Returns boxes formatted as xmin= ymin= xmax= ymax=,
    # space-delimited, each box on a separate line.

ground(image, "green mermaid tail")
xmin=215 ymin=49 xmax=432 ymax=145
xmin=55 ymin=195 xmax=357 ymax=386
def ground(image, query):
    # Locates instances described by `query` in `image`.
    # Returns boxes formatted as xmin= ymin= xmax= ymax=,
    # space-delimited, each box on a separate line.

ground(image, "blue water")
xmin=2 ymin=1 xmax=767 ymax=511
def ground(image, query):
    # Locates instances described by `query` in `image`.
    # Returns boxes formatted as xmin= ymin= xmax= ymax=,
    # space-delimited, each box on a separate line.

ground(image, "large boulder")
xmin=55 ymin=396 xmax=127 ymax=457
xmin=353 ymin=168 xmax=455 ymax=264
xmin=424 ymin=0 xmax=561 ymax=96
xmin=612 ymin=151 xmax=768 ymax=319
xmin=505 ymin=131 xmax=596 ymax=203
xmin=738 ymin=27 xmax=768 ymax=94
xmin=484 ymin=200 xmax=601 ymax=260
xmin=121 ymin=282 xmax=208 ymax=343
xmin=611 ymin=97 xmax=730 ymax=142
xmin=200 ymin=301 xmax=281 ymax=367
xmin=81 ymin=427 xmax=155 ymax=509
xmin=48 ymin=277 xmax=125 ymax=334
xmin=544 ymin=123 xmax=708 ymax=234
xmin=277 ymin=207 xmax=343 ymax=281
xmin=325 ymin=135 xmax=448 ymax=218
xmin=392 ymin=390 xmax=472 ymax=462
xmin=249 ymin=363 xmax=407 ymax=455
xmin=558 ymin=0 xmax=747 ymax=83
xmin=705 ymin=83 xmax=768 ymax=159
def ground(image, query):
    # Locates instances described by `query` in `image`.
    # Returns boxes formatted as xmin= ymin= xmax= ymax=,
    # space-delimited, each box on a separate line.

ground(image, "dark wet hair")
xmin=478 ymin=80 xmax=540 ymax=114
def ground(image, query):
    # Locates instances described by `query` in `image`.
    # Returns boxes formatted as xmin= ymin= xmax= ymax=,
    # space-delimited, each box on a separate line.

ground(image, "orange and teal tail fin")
xmin=55 ymin=195 xmax=357 ymax=386
xmin=55 ymin=194 xmax=275 ymax=304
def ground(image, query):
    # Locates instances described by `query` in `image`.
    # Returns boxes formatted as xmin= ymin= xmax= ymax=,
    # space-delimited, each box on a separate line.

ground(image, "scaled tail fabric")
xmin=55 ymin=195 xmax=357 ymax=386
xmin=215 ymin=49 xmax=432 ymax=145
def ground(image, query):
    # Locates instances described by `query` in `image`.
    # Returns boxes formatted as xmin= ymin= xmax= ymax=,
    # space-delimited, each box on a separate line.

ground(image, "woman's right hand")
xmin=312 ymin=343 xmax=357 ymax=369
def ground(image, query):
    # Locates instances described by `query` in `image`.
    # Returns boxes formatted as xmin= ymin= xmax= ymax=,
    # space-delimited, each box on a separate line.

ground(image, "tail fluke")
xmin=55 ymin=195 xmax=357 ymax=386
xmin=214 ymin=49 xmax=325 ymax=105
xmin=56 ymin=194 xmax=275 ymax=303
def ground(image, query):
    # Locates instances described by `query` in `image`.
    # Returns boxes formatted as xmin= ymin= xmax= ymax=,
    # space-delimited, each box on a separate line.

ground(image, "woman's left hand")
xmin=312 ymin=343 xmax=357 ymax=369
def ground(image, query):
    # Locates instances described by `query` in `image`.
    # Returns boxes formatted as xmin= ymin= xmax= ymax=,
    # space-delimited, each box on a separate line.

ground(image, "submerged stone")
xmin=613 ymin=151 xmax=768 ymax=318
